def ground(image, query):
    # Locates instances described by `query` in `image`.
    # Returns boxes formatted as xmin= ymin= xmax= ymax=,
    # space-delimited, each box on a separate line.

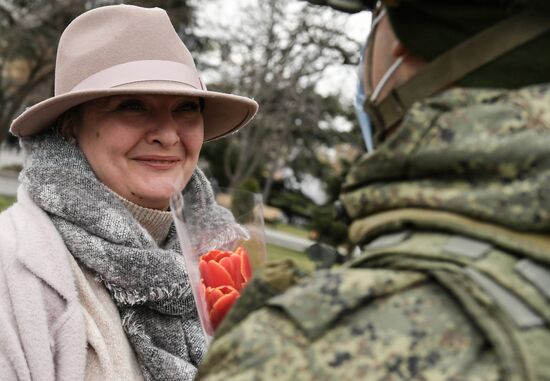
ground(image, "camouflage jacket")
xmin=197 ymin=85 xmax=550 ymax=381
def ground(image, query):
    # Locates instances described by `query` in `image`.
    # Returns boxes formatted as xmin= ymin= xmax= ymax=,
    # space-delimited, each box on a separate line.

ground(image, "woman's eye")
xmin=117 ymin=99 xmax=146 ymax=111
xmin=175 ymin=101 xmax=200 ymax=113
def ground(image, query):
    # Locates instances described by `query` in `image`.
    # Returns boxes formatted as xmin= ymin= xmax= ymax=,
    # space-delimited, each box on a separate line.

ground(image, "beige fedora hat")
xmin=10 ymin=5 xmax=258 ymax=141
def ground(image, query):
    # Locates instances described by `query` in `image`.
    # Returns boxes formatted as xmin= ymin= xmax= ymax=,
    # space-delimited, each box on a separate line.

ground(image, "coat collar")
xmin=342 ymin=85 xmax=550 ymax=233
xmin=348 ymin=207 xmax=550 ymax=265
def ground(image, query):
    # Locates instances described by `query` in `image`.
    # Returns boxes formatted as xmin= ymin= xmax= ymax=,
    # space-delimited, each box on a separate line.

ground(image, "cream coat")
xmin=0 ymin=187 xmax=87 ymax=380
xmin=0 ymin=188 xmax=143 ymax=380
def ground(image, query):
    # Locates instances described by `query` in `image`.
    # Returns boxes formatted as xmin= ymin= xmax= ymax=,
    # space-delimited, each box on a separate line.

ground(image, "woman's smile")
xmin=132 ymin=155 xmax=182 ymax=170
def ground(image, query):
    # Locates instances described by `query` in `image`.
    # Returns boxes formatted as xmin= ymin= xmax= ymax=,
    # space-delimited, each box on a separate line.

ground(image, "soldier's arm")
xmin=197 ymin=275 xmax=500 ymax=381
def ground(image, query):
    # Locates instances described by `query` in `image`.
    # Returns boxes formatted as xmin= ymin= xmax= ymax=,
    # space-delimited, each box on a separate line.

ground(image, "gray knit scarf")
xmin=20 ymin=132 xmax=224 ymax=380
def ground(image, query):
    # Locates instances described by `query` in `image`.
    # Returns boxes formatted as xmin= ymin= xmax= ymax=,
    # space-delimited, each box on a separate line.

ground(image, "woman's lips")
xmin=133 ymin=155 xmax=181 ymax=169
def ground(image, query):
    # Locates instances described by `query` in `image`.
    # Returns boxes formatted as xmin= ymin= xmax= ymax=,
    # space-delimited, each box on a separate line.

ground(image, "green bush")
xmin=238 ymin=177 xmax=261 ymax=193
xmin=309 ymin=204 xmax=348 ymax=247
xmin=231 ymin=178 xmax=261 ymax=222
xmin=0 ymin=196 xmax=16 ymax=212
xmin=269 ymin=191 xmax=315 ymax=221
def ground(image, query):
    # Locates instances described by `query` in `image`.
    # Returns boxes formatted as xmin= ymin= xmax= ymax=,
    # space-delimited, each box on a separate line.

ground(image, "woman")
xmin=0 ymin=4 xmax=257 ymax=381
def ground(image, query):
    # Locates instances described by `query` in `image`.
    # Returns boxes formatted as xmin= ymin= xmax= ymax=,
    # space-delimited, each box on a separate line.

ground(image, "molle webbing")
xmin=350 ymin=230 xmax=550 ymax=381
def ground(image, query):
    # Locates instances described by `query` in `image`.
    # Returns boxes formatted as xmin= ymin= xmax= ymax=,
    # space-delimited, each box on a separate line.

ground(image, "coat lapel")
xmin=13 ymin=187 xmax=77 ymax=302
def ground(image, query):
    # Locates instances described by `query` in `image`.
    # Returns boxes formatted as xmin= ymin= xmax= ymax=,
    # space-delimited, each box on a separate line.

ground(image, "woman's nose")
xmin=145 ymin=113 xmax=180 ymax=146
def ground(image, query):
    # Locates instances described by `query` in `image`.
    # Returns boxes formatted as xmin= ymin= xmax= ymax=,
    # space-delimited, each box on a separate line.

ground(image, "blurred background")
xmin=0 ymin=0 xmax=370 ymax=268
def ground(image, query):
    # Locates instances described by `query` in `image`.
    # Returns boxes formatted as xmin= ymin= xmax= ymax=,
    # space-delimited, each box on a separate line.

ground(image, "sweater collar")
xmin=111 ymin=191 xmax=173 ymax=246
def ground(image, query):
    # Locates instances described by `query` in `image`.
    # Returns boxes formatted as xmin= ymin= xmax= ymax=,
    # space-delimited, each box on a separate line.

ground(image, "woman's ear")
xmin=55 ymin=105 xmax=83 ymax=146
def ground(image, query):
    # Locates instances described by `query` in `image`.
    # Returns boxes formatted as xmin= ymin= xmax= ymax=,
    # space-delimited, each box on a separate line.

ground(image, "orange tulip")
xmin=199 ymin=246 xmax=252 ymax=330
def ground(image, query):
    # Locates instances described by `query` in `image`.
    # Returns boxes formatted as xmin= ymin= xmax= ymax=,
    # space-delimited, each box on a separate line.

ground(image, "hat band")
xmin=69 ymin=60 xmax=205 ymax=94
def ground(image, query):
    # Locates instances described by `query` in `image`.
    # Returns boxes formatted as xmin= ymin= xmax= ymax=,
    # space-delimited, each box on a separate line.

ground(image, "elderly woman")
xmin=0 ymin=4 xmax=257 ymax=381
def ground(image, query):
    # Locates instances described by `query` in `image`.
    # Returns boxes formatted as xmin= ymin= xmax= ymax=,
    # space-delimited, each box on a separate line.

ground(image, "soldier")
xmin=197 ymin=1 xmax=550 ymax=380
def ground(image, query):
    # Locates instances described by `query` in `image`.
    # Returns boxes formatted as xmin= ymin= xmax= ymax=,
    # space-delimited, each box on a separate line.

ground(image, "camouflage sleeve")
xmin=197 ymin=274 xmax=500 ymax=381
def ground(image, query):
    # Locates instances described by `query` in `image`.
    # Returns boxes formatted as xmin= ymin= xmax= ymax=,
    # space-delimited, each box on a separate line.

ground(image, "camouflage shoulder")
xmin=197 ymin=269 xmax=499 ymax=381
xmin=214 ymin=259 xmax=305 ymax=337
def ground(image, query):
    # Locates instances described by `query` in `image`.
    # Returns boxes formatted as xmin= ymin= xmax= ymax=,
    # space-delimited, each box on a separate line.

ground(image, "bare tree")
xmin=199 ymin=0 xmax=361 ymax=199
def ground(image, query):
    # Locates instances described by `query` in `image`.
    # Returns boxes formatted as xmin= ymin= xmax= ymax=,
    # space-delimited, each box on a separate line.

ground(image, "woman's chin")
xmin=124 ymin=188 xmax=173 ymax=210
xmin=120 ymin=177 xmax=187 ymax=209
xmin=135 ymin=195 xmax=171 ymax=210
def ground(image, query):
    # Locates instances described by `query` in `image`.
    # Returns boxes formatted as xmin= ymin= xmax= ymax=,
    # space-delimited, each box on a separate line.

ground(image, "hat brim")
xmin=10 ymin=81 xmax=258 ymax=142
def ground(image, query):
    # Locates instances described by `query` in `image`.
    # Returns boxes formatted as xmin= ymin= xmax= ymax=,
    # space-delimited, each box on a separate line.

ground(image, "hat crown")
xmin=55 ymin=5 xmax=197 ymax=95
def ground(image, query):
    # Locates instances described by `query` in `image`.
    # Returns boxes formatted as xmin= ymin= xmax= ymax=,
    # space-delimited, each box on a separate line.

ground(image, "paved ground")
xmin=0 ymin=146 xmax=23 ymax=197
xmin=0 ymin=174 xmax=18 ymax=196
xmin=264 ymin=227 xmax=314 ymax=252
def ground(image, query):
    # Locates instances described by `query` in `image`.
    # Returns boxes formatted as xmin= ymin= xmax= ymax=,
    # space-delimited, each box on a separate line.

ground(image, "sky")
xmin=315 ymin=9 xmax=371 ymax=102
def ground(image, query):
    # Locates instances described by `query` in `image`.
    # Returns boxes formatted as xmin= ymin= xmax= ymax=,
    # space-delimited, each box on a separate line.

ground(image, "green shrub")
xmin=309 ymin=204 xmax=348 ymax=247
xmin=0 ymin=196 xmax=16 ymax=212
xmin=231 ymin=178 xmax=261 ymax=222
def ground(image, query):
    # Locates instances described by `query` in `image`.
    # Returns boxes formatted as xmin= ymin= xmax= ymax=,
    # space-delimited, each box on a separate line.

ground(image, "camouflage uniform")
xmin=197 ymin=85 xmax=550 ymax=380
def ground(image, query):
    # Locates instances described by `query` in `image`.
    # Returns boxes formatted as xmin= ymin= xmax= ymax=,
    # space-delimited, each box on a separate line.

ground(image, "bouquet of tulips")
xmin=200 ymin=247 xmax=252 ymax=332
xmin=171 ymin=182 xmax=266 ymax=341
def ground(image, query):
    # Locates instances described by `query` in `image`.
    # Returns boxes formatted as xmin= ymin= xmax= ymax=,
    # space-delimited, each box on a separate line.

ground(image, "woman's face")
xmin=75 ymin=94 xmax=204 ymax=210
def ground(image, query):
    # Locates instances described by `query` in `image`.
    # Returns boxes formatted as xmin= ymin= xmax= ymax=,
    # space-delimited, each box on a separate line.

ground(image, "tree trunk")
xmin=262 ymin=166 xmax=276 ymax=203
